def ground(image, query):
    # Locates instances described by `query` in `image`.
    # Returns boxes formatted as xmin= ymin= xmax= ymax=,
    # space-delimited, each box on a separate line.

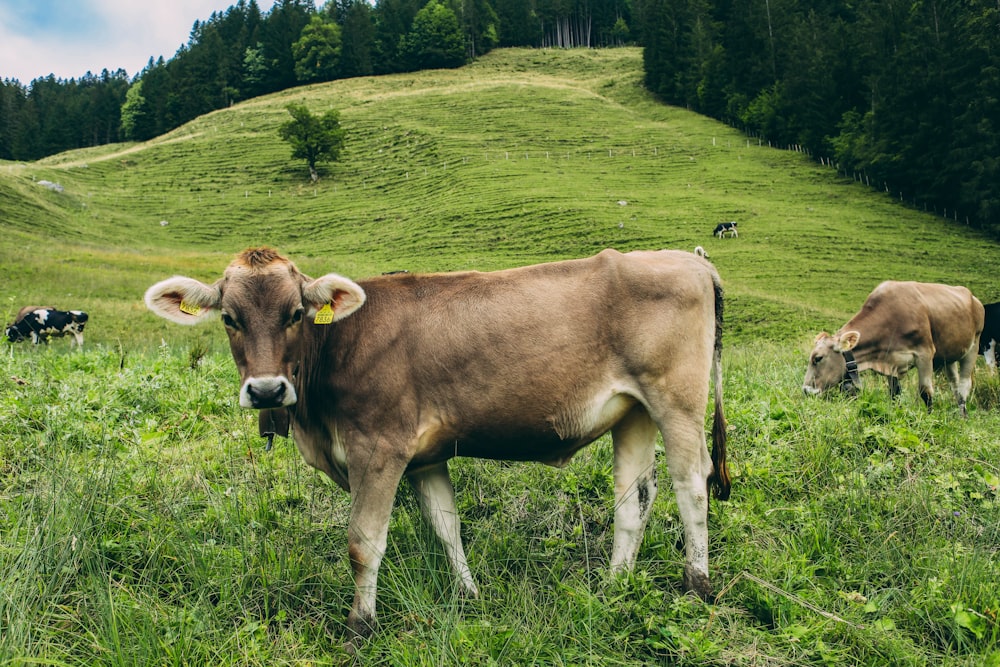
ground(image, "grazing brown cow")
xmin=803 ymin=281 xmax=984 ymax=416
xmin=145 ymin=247 xmax=731 ymax=638
xmin=13 ymin=305 xmax=54 ymax=321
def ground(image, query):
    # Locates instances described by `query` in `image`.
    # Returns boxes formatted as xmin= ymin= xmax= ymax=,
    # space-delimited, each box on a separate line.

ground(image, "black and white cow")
xmin=5 ymin=307 xmax=88 ymax=346
xmin=713 ymin=221 xmax=738 ymax=238
xmin=980 ymin=302 xmax=1000 ymax=370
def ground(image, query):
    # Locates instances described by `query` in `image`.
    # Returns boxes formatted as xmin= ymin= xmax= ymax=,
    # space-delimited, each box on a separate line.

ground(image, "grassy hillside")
xmin=1 ymin=48 xmax=998 ymax=666
xmin=3 ymin=48 xmax=999 ymax=349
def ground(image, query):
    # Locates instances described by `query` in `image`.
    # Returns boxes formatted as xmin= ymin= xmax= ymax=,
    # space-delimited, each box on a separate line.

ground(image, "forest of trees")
xmin=638 ymin=0 xmax=1000 ymax=234
xmin=1 ymin=0 xmax=997 ymax=235
xmin=0 ymin=0 xmax=630 ymax=161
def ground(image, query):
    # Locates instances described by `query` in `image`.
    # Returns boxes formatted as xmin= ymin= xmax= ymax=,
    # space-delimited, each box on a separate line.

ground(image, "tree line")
xmin=637 ymin=0 xmax=1000 ymax=235
xmin=0 ymin=0 xmax=630 ymax=161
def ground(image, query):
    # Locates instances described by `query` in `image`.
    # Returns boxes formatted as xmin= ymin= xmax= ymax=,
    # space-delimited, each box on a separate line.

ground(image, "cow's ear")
xmin=145 ymin=276 xmax=221 ymax=325
xmin=302 ymin=273 xmax=366 ymax=322
xmin=813 ymin=331 xmax=832 ymax=345
xmin=834 ymin=330 xmax=861 ymax=352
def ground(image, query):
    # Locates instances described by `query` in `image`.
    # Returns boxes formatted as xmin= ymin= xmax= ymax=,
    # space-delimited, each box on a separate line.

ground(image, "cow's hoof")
xmin=347 ymin=610 xmax=375 ymax=640
xmin=344 ymin=612 xmax=375 ymax=655
xmin=682 ymin=569 xmax=713 ymax=602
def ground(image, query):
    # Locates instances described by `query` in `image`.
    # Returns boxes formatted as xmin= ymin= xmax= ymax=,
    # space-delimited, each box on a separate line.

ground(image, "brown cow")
xmin=13 ymin=305 xmax=54 ymax=321
xmin=144 ymin=247 xmax=731 ymax=638
xmin=802 ymin=281 xmax=984 ymax=416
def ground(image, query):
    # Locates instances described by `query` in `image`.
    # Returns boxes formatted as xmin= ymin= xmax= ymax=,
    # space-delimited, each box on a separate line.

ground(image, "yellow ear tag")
xmin=313 ymin=303 xmax=335 ymax=325
xmin=179 ymin=300 xmax=202 ymax=316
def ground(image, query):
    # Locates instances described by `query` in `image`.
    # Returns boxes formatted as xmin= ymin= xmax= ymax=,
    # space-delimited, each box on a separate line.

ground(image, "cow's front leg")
xmin=346 ymin=453 xmax=408 ymax=639
xmin=407 ymin=462 xmax=479 ymax=598
xmin=915 ymin=357 xmax=935 ymax=412
xmin=888 ymin=375 xmax=901 ymax=400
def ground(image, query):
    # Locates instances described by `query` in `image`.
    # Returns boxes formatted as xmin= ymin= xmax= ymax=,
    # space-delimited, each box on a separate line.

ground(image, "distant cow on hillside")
xmin=5 ymin=307 xmax=89 ymax=346
xmin=980 ymin=302 xmax=1000 ymax=370
xmin=6 ymin=306 xmax=53 ymax=342
xmin=713 ymin=221 xmax=738 ymax=238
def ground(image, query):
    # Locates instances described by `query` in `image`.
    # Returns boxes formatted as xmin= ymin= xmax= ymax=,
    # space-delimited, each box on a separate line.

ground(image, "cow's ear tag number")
xmin=179 ymin=300 xmax=202 ymax=316
xmin=314 ymin=303 xmax=335 ymax=325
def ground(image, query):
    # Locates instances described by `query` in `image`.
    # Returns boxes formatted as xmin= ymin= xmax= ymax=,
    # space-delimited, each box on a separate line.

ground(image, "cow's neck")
xmin=292 ymin=318 xmax=356 ymax=422
xmin=840 ymin=329 xmax=897 ymax=376
xmin=840 ymin=350 xmax=860 ymax=389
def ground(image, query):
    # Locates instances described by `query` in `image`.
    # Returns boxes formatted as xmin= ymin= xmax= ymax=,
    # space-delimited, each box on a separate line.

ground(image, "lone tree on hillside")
xmin=278 ymin=103 xmax=346 ymax=182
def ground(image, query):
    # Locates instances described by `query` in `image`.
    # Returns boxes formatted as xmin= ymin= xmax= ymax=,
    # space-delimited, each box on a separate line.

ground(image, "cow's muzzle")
xmin=240 ymin=376 xmax=298 ymax=409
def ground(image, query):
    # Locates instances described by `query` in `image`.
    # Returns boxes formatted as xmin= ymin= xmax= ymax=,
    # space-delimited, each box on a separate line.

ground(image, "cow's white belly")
xmin=541 ymin=390 xmax=639 ymax=467
xmin=553 ymin=390 xmax=638 ymax=443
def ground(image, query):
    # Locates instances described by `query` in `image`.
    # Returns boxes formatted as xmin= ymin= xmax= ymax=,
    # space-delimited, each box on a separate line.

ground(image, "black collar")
xmin=839 ymin=350 xmax=860 ymax=393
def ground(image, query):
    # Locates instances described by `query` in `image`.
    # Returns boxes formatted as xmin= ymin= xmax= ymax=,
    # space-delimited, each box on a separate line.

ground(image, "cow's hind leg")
xmin=952 ymin=351 xmax=977 ymax=418
xmin=407 ymin=462 xmax=479 ymax=598
xmin=652 ymin=402 xmax=714 ymax=599
xmin=610 ymin=404 xmax=659 ymax=572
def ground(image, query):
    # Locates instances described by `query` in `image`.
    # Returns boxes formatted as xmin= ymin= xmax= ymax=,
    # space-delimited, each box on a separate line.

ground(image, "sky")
xmin=0 ymin=0 xmax=303 ymax=84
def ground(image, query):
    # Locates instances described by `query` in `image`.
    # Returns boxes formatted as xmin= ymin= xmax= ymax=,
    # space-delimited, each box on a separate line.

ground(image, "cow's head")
xmin=802 ymin=330 xmax=861 ymax=395
xmin=4 ymin=326 xmax=22 ymax=342
xmin=144 ymin=247 xmax=366 ymax=409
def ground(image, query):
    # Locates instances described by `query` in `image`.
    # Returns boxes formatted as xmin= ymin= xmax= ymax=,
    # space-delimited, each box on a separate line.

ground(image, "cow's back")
xmin=304 ymin=248 xmax=720 ymax=465
xmin=920 ymin=284 xmax=983 ymax=357
xmin=852 ymin=281 xmax=982 ymax=361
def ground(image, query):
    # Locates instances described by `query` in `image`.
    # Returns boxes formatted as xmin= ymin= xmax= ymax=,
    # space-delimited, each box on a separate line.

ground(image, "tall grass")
xmin=1 ymin=344 xmax=997 ymax=665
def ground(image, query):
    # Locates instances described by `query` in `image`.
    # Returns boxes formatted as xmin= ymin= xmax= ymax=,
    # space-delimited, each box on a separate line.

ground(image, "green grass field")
xmin=1 ymin=48 xmax=998 ymax=665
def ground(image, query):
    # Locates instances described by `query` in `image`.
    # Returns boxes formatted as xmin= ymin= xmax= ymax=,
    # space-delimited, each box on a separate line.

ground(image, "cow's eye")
xmin=813 ymin=355 xmax=823 ymax=365
xmin=222 ymin=313 xmax=238 ymax=330
xmin=288 ymin=308 xmax=304 ymax=326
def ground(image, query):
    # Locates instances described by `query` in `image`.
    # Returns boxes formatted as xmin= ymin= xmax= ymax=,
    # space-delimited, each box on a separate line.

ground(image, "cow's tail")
xmin=708 ymin=276 xmax=731 ymax=501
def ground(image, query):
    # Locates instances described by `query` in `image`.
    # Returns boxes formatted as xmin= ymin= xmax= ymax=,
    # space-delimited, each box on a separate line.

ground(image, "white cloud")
xmin=0 ymin=0 xmax=288 ymax=84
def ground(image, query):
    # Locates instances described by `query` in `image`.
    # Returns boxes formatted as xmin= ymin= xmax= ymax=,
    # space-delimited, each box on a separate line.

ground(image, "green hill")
xmin=3 ymin=47 xmax=999 ymax=347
